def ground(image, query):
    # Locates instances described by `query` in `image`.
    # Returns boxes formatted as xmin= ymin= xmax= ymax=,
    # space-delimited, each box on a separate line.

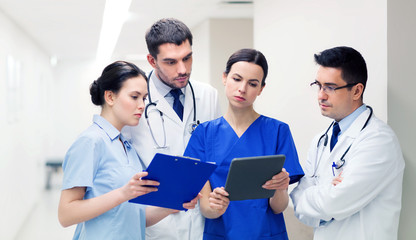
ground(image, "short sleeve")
xmin=62 ymin=135 xmax=102 ymax=190
xmin=276 ymin=123 xmax=304 ymax=184
xmin=184 ymin=124 xmax=207 ymax=162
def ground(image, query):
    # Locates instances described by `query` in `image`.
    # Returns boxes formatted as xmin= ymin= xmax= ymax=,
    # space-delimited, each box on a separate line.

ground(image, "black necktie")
xmin=170 ymin=89 xmax=183 ymax=121
xmin=330 ymin=122 xmax=340 ymax=151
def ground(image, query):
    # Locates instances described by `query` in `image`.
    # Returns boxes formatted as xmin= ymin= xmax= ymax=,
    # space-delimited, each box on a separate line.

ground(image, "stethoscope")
xmin=312 ymin=105 xmax=373 ymax=177
xmin=144 ymin=70 xmax=200 ymax=149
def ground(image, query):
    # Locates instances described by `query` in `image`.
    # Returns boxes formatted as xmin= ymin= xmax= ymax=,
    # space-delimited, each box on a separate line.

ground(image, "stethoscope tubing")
xmin=144 ymin=70 xmax=199 ymax=149
xmin=312 ymin=106 xmax=373 ymax=177
xmin=145 ymin=70 xmax=197 ymax=123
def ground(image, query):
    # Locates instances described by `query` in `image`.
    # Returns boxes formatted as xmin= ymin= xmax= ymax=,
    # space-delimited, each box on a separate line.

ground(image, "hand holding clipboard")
xmin=129 ymin=153 xmax=217 ymax=210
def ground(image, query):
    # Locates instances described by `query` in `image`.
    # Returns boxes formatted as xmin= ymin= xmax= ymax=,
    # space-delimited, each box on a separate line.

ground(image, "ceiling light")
xmin=50 ymin=56 xmax=58 ymax=67
xmin=95 ymin=0 xmax=132 ymax=68
xmin=221 ymin=0 xmax=253 ymax=4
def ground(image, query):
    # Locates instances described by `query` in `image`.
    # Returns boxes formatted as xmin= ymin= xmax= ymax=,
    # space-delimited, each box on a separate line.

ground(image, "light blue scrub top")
xmin=62 ymin=115 xmax=146 ymax=240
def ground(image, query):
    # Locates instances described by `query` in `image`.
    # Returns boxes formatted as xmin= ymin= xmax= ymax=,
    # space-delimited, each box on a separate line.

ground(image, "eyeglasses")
xmin=310 ymin=81 xmax=357 ymax=94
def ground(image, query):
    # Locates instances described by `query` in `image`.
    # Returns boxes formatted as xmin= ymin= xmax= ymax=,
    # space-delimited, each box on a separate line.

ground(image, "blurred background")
xmin=0 ymin=0 xmax=415 ymax=239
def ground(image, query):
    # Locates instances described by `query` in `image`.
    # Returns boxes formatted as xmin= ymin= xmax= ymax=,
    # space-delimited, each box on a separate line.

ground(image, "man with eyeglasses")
xmin=290 ymin=46 xmax=404 ymax=240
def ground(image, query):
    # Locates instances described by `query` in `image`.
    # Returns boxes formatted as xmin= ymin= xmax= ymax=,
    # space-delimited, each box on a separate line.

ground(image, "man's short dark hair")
xmin=314 ymin=46 xmax=367 ymax=90
xmin=145 ymin=18 xmax=193 ymax=58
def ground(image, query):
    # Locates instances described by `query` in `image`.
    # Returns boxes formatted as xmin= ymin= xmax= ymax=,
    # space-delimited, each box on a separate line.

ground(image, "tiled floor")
xmin=15 ymin=171 xmax=312 ymax=240
xmin=284 ymin=205 xmax=314 ymax=240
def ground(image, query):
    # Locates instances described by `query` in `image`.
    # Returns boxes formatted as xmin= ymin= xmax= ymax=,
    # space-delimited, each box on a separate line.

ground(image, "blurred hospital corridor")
xmin=1 ymin=0 xmax=415 ymax=239
xmin=14 ymin=170 xmax=75 ymax=240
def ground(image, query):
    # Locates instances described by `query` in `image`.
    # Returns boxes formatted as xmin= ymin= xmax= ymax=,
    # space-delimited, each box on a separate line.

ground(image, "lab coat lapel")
xmin=321 ymin=108 xmax=371 ymax=179
xmin=332 ymin=108 xmax=372 ymax=152
xmin=149 ymin=79 xmax=183 ymax=127
xmin=344 ymin=108 xmax=371 ymax=138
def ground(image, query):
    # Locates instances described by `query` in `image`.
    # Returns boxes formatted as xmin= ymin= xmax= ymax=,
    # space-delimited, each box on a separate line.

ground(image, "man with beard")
xmin=122 ymin=18 xmax=221 ymax=240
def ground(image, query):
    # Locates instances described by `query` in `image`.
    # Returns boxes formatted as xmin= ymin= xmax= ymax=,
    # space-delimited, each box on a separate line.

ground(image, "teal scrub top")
xmin=62 ymin=115 xmax=146 ymax=240
xmin=184 ymin=116 xmax=304 ymax=240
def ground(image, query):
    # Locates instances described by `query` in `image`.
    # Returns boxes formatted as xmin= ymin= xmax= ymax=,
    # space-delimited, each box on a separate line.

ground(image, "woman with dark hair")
xmin=184 ymin=49 xmax=304 ymax=239
xmin=58 ymin=61 xmax=199 ymax=240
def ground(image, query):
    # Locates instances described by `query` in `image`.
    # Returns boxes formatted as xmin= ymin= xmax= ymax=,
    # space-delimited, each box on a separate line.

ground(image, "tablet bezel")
xmin=224 ymin=154 xmax=286 ymax=201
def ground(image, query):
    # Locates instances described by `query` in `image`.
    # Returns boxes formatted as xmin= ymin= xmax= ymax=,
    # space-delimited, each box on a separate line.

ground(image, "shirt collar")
xmin=150 ymin=70 xmax=185 ymax=97
xmin=338 ymin=104 xmax=367 ymax=134
xmin=93 ymin=115 xmax=120 ymax=141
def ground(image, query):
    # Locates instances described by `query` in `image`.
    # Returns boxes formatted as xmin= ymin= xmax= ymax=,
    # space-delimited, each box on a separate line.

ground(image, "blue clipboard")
xmin=129 ymin=153 xmax=217 ymax=210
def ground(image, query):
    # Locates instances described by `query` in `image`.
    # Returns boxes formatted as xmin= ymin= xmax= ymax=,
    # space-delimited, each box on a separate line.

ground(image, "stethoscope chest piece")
xmin=188 ymin=120 xmax=200 ymax=134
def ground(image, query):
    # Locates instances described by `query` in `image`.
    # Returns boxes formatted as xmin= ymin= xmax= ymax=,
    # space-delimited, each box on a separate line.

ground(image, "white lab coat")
xmin=122 ymin=74 xmax=221 ymax=240
xmin=290 ymin=107 xmax=405 ymax=240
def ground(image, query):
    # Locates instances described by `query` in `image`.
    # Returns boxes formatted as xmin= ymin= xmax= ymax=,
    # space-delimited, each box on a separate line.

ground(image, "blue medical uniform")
xmin=62 ymin=115 xmax=146 ymax=240
xmin=184 ymin=116 xmax=304 ymax=240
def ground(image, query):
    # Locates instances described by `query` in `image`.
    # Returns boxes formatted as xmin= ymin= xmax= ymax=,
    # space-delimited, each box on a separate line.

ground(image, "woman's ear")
xmin=104 ymin=90 xmax=115 ymax=106
xmin=222 ymin=73 xmax=228 ymax=86
xmin=258 ymin=83 xmax=266 ymax=96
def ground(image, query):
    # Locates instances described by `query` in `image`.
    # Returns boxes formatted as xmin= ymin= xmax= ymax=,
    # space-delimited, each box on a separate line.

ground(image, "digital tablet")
xmin=224 ymin=154 xmax=286 ymax=201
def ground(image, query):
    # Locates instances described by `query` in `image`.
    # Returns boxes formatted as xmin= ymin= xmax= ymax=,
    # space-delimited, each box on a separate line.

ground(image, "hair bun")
xmin=90 ymin=80 xmax=102 ymax=105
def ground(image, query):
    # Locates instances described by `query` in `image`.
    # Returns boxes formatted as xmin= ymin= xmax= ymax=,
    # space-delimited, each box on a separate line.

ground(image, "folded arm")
xmin=293 ymin=131 xmax=401 ymax=222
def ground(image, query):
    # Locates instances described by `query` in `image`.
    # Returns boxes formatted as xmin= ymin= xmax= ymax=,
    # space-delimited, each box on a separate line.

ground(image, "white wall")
xmin=191 ymin=19 xmax=211 ymax=86
xmin=254 ymin=0 xmax=388 ymax=165
xmin=254 ymin=0 xmax=388 ymax=238
xmin=388 ymin=0 xmax=416 ymax=238
xmin=48 ymin=57 xmax=151 ymax=158
xmin=193 ymin=18 xmax=253 ymax=113
xmin=254 ymin=0 xmax=414 ymax=239
xmin=46 ymin=59 xmax=100 ymax=158
xmin=0 ymin=9 xmax=53 ymax=239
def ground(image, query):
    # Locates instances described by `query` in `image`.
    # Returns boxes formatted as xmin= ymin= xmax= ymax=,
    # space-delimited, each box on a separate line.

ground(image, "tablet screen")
xmin=224 ymin=155 xmax=285 ymax=201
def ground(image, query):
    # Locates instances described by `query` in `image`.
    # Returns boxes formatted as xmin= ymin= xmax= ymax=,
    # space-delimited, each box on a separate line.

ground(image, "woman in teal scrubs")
xmin=184 ymin=49 xmax=304 ymax=239
xmin=59 ymin=61 xmax=199 ymax=240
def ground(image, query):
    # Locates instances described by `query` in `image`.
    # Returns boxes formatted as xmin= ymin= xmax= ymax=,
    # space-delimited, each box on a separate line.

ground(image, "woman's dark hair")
xmin=224 ymin=48 xmax=268 ymax=86
xmin=145 ymin=18 xmax=193 ymax=58
xmin=89 ymin=61 xmax=147 ymax=106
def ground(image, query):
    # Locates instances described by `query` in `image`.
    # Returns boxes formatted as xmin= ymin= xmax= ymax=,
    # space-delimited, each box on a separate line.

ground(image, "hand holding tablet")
xmin=225 ymin=155 xmax=286 ymax=201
